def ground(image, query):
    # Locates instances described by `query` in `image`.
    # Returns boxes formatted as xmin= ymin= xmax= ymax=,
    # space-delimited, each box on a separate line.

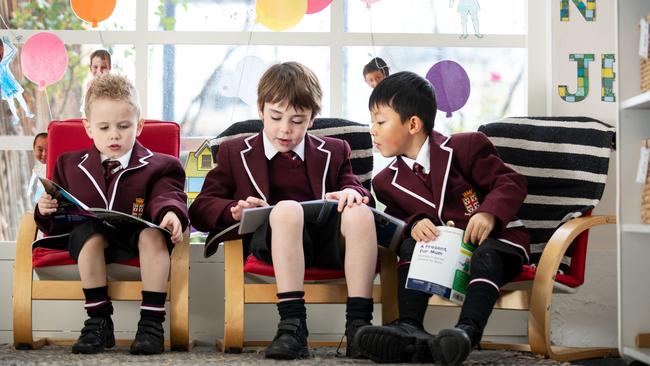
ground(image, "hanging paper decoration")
xmin=361 ymin=0 xmax=381 ymax=8
xmin=601 ymin=54 xmax=616 ymax=102
xmin=0 ymin=36 xmax=34 ymax=124
xmin=425 ymin=60 xmax=470 ymax=118
xmin=21 ymin=32 xmax=69 ymax=91
xmin=217 ymin=56 xmax=269 ymax=107
xmin=560 ymin=0 xmax=595 ymax=22
xmin=306 ymin=0 xmax=332 ymax=14
xmin=256 ymin=0 xmax=307 ymax=31
xmin=558 ymin=53 xmax=594 ymax=103
xmin=70 ymin=0 xmax=117 ymax=28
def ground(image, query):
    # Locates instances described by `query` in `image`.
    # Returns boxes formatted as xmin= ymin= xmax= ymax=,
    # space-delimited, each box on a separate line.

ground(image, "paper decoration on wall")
xmin=425 ymin=60 xmax=470 ymax=118
xmin=216 ymin=56 xmax=269 ymax=107
xmin=561 ymin=0 xmax=595 ymax=22
xmin=0 ymin=36 xmax=34 ymax=125
xmin=601 ymin=54 xmax=616 ymax=102
xmin=361 ymin=0 xmax=381 ymax=8
xmin=558 ymin=53 xmax=594 ymax=103
xmin=450 ymin=0 xmax=482 ymax=39
xmin=306 ymin=0 xmax=332 ymax=14
xmin=256 ymin=0 xmax=307 ymax=31
xmin=21 ymin=32 xmax=69 ymax=91
xmin=70 ymin=0 xmax=117 ymax=28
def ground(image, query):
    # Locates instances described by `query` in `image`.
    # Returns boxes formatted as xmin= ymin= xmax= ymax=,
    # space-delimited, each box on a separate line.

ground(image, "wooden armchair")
xmin=427 ymin=117 xmax=618 ymax=361
xmin=207 ymin=118 xmax=399 ymax=353
xmin=12 ymin=119 xmax=190 ymax=351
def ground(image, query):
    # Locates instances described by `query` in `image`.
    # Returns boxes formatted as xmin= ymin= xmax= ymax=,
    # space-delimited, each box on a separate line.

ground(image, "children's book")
xmin=202 ymin=199 xmax=406 ymax=258
xmin=405 ymin=226 xmax=475 ymax=305
xmin=35 ymin=177 xmax=171 ymax=248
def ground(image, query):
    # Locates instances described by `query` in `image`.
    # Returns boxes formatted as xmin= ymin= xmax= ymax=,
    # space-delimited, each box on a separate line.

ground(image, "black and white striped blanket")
xmin=478 ymin=117 xmax=615 ymax=270
xmin=209 ymin=118 xmax=374 ymax=190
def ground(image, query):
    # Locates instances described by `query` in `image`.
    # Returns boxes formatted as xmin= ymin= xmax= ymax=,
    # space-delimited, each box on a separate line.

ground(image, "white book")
xmin=405 ymin=226 xmax=475 ymax=304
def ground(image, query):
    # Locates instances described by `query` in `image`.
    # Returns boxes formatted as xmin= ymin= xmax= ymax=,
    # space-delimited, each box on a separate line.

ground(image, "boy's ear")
xmin=136 ymin=118 xmax=145 ymax=136
xmin=258 ymin=107 xmax=264 ymax=120
xmin=407 ymin=116 xmax=424 ymax=135
xmin=82 ymin=118 xmax=93 ymax=139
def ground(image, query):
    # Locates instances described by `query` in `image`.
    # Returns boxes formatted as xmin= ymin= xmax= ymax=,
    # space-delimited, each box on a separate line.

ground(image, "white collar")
xmin=401 ymin=137 xmax=430 ymax=174
xmin=100 ymin=148 xmax=132 ymax=170
xmin=262 ymin=130 xmax=306 ymax=161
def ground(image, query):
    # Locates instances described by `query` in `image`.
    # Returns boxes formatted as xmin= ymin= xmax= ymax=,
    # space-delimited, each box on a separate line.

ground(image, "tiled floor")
xmin=0 ymin=343 xmax=630 ymax=366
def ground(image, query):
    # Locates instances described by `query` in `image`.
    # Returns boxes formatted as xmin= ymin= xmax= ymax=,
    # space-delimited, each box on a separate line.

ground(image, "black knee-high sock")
xmin=457 ymin=281 xmax=499 ymax=345
xmin=140 ymin=291 xmax=167 ymax=323
xmin=397 ymin=264 xmax=431 ymax=328
xmin=83 ymin=286 xmax=113 ymax=321
xmin=277 ymin=291 xmax=306 ymax=321
xmin=345 ymin=297 xmax=373 ymax=326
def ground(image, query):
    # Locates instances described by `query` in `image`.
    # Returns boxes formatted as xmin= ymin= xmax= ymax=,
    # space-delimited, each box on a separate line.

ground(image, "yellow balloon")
xmin=256 ymin=0 xmax=308 ymax=31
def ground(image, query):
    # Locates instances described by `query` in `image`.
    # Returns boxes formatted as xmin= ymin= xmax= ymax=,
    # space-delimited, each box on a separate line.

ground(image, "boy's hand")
xmin=160 ymin=211 xmax=183 ymax=245
xmin=411 ymin=218 xmax=439 ymax=242
xmin=230 ymin=196 xmax=268 ymax=222
xmin=325 ymin=188 xmax=369 ymax=212
xmin=37 ymin=193 xmax=58 ymax=216
xmin=464 ymin=212 xmax=496 ymax=245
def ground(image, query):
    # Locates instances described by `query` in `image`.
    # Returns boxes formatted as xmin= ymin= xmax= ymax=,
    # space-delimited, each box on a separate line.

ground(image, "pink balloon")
xmin=361 ymin=0 xmax=381 ymax=8
xmin=20 ymin=32 xmax=68 ymax=90
xmin=306 ymin=0 xmax=332 ymax=14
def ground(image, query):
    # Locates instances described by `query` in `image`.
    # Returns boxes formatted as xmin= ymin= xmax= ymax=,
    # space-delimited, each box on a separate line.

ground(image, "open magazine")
xmin=37 ymin=177 xmax=171 ymax=242
xmin=405 ymin=226 xmax=476 ymax=305
xmin=203 ymin=199 xmax=406 ymax=258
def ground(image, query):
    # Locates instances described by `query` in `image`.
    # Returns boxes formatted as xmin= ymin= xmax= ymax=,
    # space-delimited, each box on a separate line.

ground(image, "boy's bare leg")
xmin=138 ymin=228 xmax=170 ymax=292
xmin=269 ymin=200 xmax=305 ymax=294
xmin=78 ymin=234 xmax=108 ymax=288
xmin=340 ymin=204 xmax=377 ymax=298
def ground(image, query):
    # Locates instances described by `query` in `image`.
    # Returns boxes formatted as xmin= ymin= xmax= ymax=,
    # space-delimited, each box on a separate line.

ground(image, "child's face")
xmin=33 ymin=136 xmax=47 ymax=164
xmin=370 ymin=104 xmax=414 ymax=157
xmin=365 ymin=70 xmax=386 ymax=88
xmin=90 ymin=56 xmax=111 ymax=77
xmin=84 ymin=98 xmax=143 ymax=159
xmin=259 ymin=100 xmax=313 ymax=153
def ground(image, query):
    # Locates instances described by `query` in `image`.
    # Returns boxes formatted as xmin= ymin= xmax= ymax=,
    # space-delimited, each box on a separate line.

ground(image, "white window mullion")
xmin=136 ymin=1 xmax=149 ymax=117
xmin=330 ymin=0 xmax=345 ymax=117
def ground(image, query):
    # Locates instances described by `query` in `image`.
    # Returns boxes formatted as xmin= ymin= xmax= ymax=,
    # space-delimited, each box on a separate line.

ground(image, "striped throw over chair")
xmin=209 ymin=118 xmax=398 ymax=353
xmin=437 ymin=116 xmax=615 ymax=361
xmin=12 ymin=119 xmax=190 ymax=351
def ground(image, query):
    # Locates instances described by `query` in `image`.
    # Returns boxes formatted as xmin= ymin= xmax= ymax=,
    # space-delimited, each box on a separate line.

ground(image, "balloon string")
xmin=229 ymin=23 xmax=254 ymax=125
xmin=44 ymin=87 xmax=53 ymax=121
xmin=367 ymin=6 xmax=376 ymax=59
xmin=98 ymin=30 xmax=105 ymax=46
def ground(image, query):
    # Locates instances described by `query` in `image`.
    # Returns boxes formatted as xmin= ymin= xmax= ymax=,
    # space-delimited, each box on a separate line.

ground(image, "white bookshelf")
xmin=617 ymin=1 xmax=650 ymax=364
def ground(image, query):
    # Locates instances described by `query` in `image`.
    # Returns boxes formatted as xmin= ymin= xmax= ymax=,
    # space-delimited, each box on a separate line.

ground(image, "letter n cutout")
xmin=560 ymin=0 xmax=596 ymax=21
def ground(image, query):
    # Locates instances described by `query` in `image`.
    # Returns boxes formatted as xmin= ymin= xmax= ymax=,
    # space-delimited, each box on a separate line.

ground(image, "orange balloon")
xmin=70 ymin=0 xmax=116 ymax=28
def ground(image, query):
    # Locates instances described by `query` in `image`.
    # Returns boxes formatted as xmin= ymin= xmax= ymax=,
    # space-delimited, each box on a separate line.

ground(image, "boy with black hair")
xmin=353 ymin=71 xmax=529 ymax=366
xmin=363 ymin=57 xmax=390 ymax=88
xmin=190 ymin=61 xmax=379 ymax=360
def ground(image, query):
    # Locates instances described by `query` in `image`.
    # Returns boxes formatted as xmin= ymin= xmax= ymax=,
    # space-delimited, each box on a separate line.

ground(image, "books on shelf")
xmin=405 ymin=226 xmax=475 ymax=305
xmin=203 ymin=199 xmax=406 ymax=258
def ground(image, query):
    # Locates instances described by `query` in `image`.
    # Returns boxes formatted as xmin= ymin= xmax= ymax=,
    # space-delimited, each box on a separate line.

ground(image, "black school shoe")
xmin=352 ymin=320 xmax=435 ymax=363
xmin=71 ymin=317 xmax=115 ymax=354
xmin=130 ymin=319 xmax=165 ymax=355
xmin=428 ymin=325 xmax=474 ymax=366
xmin=265 ymin=318 xmax=310 ymax=359
xmin=345 ymin=319 xmax=371 ymax=358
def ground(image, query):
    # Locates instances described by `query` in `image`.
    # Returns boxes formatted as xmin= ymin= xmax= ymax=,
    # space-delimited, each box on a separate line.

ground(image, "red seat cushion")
xmin=243 ymin=254 xmax=348 ymax=281
xmin=32 ymin=247 xmax=140 ymax=268
xmin=510 ymin=264 xmax=581 ymax=289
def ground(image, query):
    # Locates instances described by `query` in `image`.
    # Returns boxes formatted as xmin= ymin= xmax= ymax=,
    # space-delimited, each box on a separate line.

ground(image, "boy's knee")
xmin=470 ymin=245 xmax=502 ymax=278
xmin=270 ymin=200 xmax=303 ymax=225
xmin=82 ymin=233 xmax=108 ymax=251
xmin=341 ymin=204 xmax=373 ymax=226
xmin=138 ymin=228 xmax=167 ymax=250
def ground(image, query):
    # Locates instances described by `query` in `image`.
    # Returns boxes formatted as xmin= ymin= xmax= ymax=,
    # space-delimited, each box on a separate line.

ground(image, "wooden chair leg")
xmin=169 ymin=229 xmax=190 ymax=351
xmin=379 ymin=248 xmax=398 ymax=324
xmin=222 ymin=239 xmax=245 ymax=353
xmin=529 ymin=215 xmax=618 ymax=361
xmin=12 ymin=213 xmax=46 ymax=350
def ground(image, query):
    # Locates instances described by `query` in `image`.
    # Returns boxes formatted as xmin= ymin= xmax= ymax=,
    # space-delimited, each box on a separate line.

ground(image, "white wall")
xmin=548 ymin=0 xmax=618 ymax=347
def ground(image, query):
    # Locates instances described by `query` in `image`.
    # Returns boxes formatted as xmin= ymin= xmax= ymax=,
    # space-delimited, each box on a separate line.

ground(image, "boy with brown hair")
xmin=36 ymin=74 xmax=188 ymax=355
xmin=190 ymin=61 xmax=378 ymax=360
xmin=353 ymin=71 xmax=529 ymax=365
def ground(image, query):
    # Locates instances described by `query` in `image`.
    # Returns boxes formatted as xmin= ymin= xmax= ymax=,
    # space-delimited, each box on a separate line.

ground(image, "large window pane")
xmin=148 ymin=0 xmax=330 ymax=32
xmin=343 ymin=47 xmax=527 ymax=134
xmin=345 ymin=0 xmax=526 ymax=35
xmin=148 ymin=45 xmax=331 ymax=137
xmin=10 ymin=0 xmax=135 ymax=30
